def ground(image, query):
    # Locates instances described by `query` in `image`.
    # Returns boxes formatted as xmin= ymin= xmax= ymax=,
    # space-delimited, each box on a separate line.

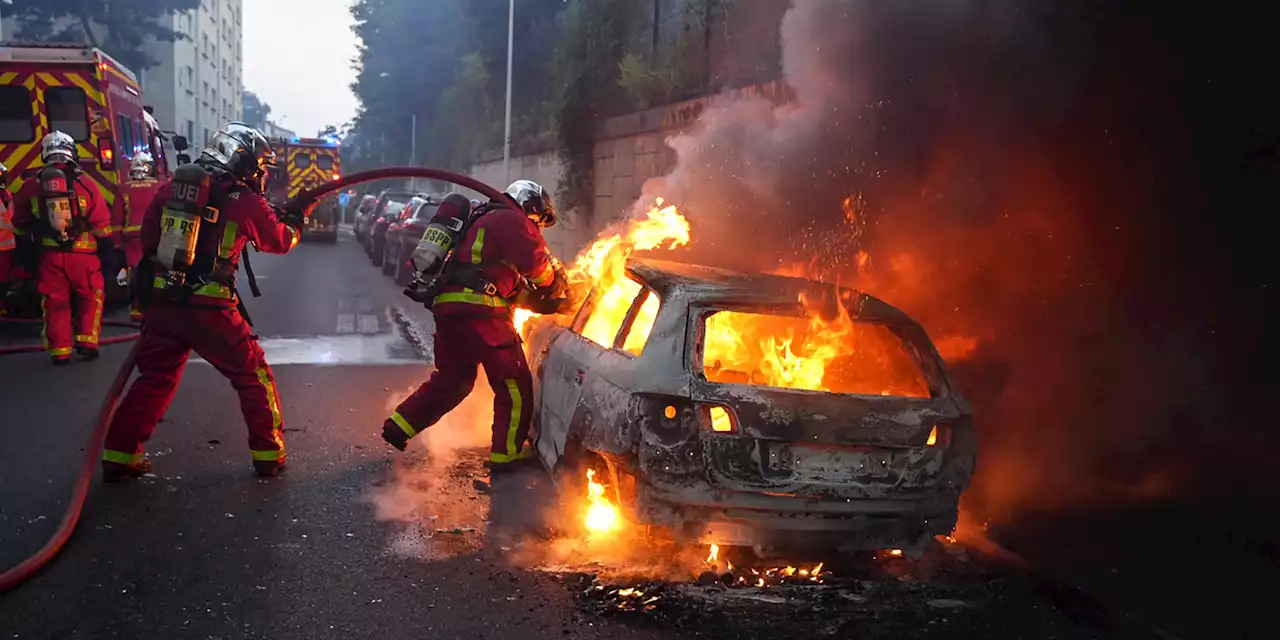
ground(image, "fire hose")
xmin=0 ymin=318 xmax=142 ymax=356
xmin=0 ymin=166 xmax=513 ymax=593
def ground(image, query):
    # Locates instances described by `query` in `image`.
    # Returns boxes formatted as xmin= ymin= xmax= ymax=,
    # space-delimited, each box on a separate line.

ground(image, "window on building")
xmin=185 ymin=12 xmax=193 ymax=32
xmin=202 ymin=81 xmax=209 ymax=99
xmin=202 ymin=35 xmax=209 ymax=57
xmin=203 ymin=127 xmax=210 ymax=144
xmin=186 ymin=120 xmax=194 ymax=143
xmin=186 ymin=66 xmax=194 ymax=87
xmin=0 ymin=86 xmax=35 ymax=142
xmin=46 ymin=87 xmax=90 ymax=141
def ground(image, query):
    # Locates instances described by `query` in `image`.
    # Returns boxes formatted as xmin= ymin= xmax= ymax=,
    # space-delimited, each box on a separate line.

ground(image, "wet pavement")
xmin=0 ymin=229 xmax=1181 ymax=638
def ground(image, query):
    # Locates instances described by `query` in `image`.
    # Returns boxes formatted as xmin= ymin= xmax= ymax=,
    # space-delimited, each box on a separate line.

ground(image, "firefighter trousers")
xmin=37 ymin=251 xmax=104 ymax=358
xmin=388 ymin=315 xmax=534 ymax=465
xmin=103 ymin=303 xmax=287 ymax=467
xmin=122 ymin=235 xmax=144 ymax=321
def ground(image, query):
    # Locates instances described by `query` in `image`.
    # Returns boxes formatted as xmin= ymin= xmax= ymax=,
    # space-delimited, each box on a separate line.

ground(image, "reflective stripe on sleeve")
xmin=529 ymin=261 xmax=555 ymax=287
xmin=432 ymin=291 xmax=509 ymax=308
xmin=390 ymin=412 xmax=418 ymax=438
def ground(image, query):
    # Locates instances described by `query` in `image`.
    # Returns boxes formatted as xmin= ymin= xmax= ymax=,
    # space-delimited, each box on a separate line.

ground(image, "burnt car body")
xmin=382 ymin=195 xmax=438 ymax=285
xmin=525 ymin=258 xmax=975 ymax=554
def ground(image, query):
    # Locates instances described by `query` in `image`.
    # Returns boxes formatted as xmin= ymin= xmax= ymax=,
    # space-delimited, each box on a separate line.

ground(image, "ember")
xmin=702 ymin=544 xmax=828 ymax=588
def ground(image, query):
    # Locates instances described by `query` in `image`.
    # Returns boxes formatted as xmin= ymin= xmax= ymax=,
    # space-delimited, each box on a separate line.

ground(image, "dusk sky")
xmin=242 ymin=0 xmax=359 ymax=136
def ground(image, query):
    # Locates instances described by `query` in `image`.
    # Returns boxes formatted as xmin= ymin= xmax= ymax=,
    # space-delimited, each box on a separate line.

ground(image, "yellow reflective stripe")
xmin=251 ymin=449 xmax=285 ymax=462
xmin=432 ymin=291 xmax=509 ymax=307
xmin=102 ymin=449 xmax=144 ymax=465
xmin=256 ymin=367 xmax=283 ymax=431
xmin=529 ymin=261 xmax=554 ymax=287
xmin=89 ymin=289 xmax=104 ymax=342
xmin=42 ymin=235 xmax=98 ymax=249
xmin=470 ymin=227 xmax=485 ymax=264
xmin=123 ymin=224 xmax=143 ymax=232
xmin=503 ymin=379 xmax=522 ymax=457
xmin=49 ymin=347 xmax=73 ymax=357
xmin=151 ymin=277 xmax=236 ymax=300
xmin=390 ymin=412 xmax=418 ymax=438
xmin=219 ymin=221 xmax=239 ymax=258
xmin=490 ymin=446 xmax=532 ymax=464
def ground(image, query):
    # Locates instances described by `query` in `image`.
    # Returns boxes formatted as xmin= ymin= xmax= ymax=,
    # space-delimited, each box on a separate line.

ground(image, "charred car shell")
xmin=526 ymin=258 xmax=975 ymax=554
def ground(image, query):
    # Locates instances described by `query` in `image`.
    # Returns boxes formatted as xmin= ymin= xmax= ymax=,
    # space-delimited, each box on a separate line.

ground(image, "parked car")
xmin=382 ymin=195 xmax=440 ymax=284
xmin=524 ymin=257 xmax=976 ymax=556
xmin=358 ymin=189 xmax=415 ymax=253
xmin=367 ymin=200 xmax=409 ymax=266
xmin=352 ymin=194 xmax=377 ymax=242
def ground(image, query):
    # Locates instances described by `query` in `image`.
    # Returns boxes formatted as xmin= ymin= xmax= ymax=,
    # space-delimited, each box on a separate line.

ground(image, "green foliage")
xmin=552 ymin=0 xmax=636 ymax=212
xmin=6 ymin=0 xmax=201 ymax=71
xmin=242 ymin=91 xmax=271 ymax=130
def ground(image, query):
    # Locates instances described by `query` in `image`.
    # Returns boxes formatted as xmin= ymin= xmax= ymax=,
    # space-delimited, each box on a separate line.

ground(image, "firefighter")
xmin=382 ymin=180 xmax=574 ymax=474
xmin=0 ymin=162 xmax=14 ymax=315
xmin=101 ymin=122 xmax=313 ymax=482
xmin=118 ymin=152 xmax=162 ymax=320
xmin=11 ymin=132 xmax=116 ymax=364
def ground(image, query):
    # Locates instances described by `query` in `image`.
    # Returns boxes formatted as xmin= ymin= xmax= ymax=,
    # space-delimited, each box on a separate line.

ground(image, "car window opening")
xmin=0 ymin=86 xmax=35 ymax=142
xmin=621 ymin=289 xmax=661 ymax=356
xmin=46 ymin=87 xmax=90 ymax=141
xmin=701 ymin=310 xmax=930 ymax=398
xmin=316 ymin=155 xmax=333 ymax=170
xmin=294 ymin=154 xmax=312 ymax=169
xmin=581 ymin=277 xmax=644 ymax=349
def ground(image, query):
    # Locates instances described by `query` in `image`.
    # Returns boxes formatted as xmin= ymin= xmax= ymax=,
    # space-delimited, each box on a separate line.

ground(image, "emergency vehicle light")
xmin=332 ymin=172 xmax=341 ymax=181
xmin=100 ymin=147 xmax=114 ymax=169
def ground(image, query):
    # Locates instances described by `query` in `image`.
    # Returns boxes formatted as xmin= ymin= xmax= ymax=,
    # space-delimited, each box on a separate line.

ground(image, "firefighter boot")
xmin=381 ymin=419 xmax=410 ymax=451
xmin=253 ymin=460 xmax=287 ymax=477
xmin=102 ymin=457 xmax=153 ymax=483
xmin=76 ymin=345 xmax=100 ymax=361
xmin=52 ymin=356 xmax=71 ymax=366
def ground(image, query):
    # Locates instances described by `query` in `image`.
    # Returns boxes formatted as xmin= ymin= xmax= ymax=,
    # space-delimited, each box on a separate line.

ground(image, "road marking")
xmin=191 ymin=335 xmax=425 ymax=366
xmin=357 ymin=313 xmax=380 ymax=334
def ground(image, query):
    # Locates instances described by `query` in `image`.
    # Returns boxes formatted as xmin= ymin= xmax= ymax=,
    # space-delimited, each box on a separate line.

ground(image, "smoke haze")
xmin=629 ymin=0 xmax=1271 ymax=523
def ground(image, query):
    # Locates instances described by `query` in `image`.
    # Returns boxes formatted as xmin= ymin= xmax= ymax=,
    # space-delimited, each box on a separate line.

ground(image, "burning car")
xmin=524 ymin=256 xmax=975 ymax=555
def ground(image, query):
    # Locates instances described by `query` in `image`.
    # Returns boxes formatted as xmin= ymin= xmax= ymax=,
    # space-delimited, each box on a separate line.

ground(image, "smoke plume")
xmin=630 ymin=0 xmax=1250 ymax=524
xmin=365 ymin=371 xmax=494 ymax=525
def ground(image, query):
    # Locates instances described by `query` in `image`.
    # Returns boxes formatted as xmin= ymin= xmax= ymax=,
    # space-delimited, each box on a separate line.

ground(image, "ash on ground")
xmin=554 ymin=543 xmax=1107 ymax=640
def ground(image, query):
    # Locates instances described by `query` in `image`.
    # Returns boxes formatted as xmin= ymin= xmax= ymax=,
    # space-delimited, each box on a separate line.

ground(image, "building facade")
xmin=141 ymin=0 xmax=244 ymax=154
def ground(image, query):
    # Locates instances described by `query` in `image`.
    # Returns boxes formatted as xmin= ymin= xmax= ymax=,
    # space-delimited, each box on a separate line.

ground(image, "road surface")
xmin=0 ymin=229 xmax=1187 ymax=639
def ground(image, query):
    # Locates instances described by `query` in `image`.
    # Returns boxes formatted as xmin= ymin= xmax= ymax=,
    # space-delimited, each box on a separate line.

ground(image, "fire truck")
xmin=266 ymin=136 xmax=341 ymax=242
xmin=0 ymin=43 xmax=182 ymax=310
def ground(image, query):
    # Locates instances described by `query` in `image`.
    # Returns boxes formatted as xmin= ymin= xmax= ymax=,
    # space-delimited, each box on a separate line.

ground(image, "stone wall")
xmin=468 ymin=79 xmax=792 ymax=260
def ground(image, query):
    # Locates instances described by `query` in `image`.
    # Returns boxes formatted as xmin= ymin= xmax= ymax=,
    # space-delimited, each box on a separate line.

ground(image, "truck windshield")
xmin=0 ymin=86 xmax=35 ymax=142
xmin=46 ymin=87 xmax=89 ymax=141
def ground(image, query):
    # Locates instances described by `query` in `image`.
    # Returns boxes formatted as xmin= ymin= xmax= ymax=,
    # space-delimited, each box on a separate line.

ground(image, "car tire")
xmin=381 ymin=243 xmax=396 ymax=275
xmin=394 ymin=250 xmax=413 ymax=286
xmin=371 ymin=239 xmax=384 ymax=267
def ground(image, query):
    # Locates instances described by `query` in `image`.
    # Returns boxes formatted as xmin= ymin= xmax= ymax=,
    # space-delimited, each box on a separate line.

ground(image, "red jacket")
xmin=11 ymin=172 xmax=112 ymax=254
xmin=116 ymin=177 xmax=163 ymax=239
xmin=145 ymin=178 xmax=300 ymax=307
xmin=433 ymin=204 xmax=558 ymax=318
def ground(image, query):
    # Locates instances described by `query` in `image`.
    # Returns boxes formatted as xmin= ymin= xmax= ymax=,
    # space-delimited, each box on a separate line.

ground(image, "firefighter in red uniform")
xmin=101 ymin=122 xmax=313 ymax=482
xmin=117 ymin=152 xmax=162 ymax=320
xmin=382 ymin=180 xmax=573 ymax=473
xmin=11 ymin=132 xmax=116 ymax=364
xmin=0 ymin=162 xmax=15 ymax=315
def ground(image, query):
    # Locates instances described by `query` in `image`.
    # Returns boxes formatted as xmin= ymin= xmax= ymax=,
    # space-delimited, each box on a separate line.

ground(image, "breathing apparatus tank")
xmin=37 ymin=165 xmax=79 ymax=243
xmin=156 ymin=163 xmax=216 ymax=287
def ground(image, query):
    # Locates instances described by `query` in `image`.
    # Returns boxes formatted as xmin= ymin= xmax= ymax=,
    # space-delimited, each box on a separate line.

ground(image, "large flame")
xmin=584 ymin=469 xmax=620 ymax=534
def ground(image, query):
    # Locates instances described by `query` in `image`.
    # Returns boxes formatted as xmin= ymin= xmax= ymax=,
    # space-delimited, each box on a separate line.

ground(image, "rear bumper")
xmin=634 ymin=474 xmax=961 ymax=551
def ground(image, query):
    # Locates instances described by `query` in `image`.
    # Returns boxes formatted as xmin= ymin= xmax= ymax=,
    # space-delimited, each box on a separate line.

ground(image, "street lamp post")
xmin=502 ymin=0 xmax=514 ymax=183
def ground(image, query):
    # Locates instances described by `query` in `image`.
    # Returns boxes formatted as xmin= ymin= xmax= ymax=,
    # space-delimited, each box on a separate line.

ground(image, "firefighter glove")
xmin=283 ymin=194 xmax=318 ymax=223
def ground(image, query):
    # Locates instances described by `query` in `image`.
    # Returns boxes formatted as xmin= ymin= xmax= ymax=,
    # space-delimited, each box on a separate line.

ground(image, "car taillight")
xmin=698 ymin=403 xmax=737 ymax=433
xmin=924 ymin=421 xmax=953 ymax=448
xmin=332 ymin=172 xmax=340 ymax=181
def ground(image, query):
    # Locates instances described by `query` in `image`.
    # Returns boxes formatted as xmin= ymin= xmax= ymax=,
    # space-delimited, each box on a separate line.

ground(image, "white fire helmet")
xmin=40 ymin=131 xmax=77 ymax=166
xmin=130 ymin=152 xmax=156 ymax=180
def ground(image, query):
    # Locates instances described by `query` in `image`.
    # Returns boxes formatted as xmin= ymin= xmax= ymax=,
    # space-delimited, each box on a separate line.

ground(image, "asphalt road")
xmin=0 ymin=229 xmax=1181 ymax=639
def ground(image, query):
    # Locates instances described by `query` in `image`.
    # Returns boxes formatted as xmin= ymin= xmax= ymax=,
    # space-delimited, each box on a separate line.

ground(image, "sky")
xmin=242 ymin=0 xmax=360 ymax=136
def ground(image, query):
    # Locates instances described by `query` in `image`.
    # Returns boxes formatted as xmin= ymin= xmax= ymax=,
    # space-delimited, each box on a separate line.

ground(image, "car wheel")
xmin=394 ymin=250 xmax=413 ymax=286
xmin=381 ymin=243 xmax=396 ymax=275
xmin=371 ymin=239 xmax=384 ymax=267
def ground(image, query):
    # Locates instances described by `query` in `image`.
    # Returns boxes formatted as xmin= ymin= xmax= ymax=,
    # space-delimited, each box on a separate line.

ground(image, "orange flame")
xmin=584 ymin=469 xmax=620 ymax=534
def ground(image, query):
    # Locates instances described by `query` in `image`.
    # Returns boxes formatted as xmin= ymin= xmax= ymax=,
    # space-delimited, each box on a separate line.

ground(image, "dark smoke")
xmin=635 ymin=0 xmax=1278 ymax=524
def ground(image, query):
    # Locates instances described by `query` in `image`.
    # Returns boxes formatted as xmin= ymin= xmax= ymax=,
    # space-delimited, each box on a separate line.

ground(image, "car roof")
xmin=626 ymin=257 xmax=915 ymax=324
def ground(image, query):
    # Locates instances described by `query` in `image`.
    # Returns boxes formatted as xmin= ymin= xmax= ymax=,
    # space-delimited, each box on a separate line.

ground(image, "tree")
xmin=6 ymin=0 xmax=202 ymax=71
xmin=243 ymin=91 xmax=272 ymax=130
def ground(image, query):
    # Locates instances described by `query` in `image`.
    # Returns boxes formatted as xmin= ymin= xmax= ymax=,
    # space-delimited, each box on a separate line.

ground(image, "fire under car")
xmin=524 ymin=258 xmax=976 ymax=555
